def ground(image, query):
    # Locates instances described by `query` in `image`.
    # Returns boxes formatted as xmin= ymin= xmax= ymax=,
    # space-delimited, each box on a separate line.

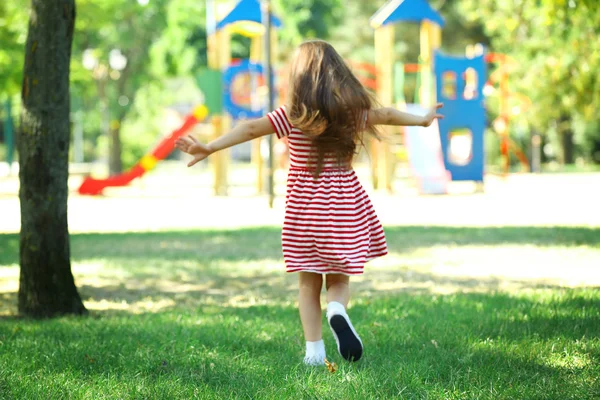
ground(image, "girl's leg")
xmin=298 ymin=272 xmax=326 ymax=365
xmin=325 ymin=273 xmax=363 ymax=362
xmin=325 ymin=273 xmax=350 ymax=307
xmin=298 ymin=272 xmax=323 ymax=341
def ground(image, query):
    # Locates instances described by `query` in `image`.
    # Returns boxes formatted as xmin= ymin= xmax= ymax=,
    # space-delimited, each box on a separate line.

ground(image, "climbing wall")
xmin=434 ymin=51 xmax=486 ymax=182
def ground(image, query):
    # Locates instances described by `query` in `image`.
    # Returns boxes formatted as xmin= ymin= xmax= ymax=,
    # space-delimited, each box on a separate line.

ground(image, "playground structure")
xmin=74 ymin=0 xmax=532 ymax=197
xmin=369 ymin=0 xmax=482 ymax=194
xmin=364 ymin=0 xmax=532 ymax=194
xmin=211 ymin=0 xmax=280 ymax=196
xmin=77 ymin=0 xmax=280 ymax=196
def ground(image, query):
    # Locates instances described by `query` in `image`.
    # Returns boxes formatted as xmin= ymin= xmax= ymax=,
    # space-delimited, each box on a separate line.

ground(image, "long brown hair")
xmin=287 ymin=40 xmax=379 ymax=177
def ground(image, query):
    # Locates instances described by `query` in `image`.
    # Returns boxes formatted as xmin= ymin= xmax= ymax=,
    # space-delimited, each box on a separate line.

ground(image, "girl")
xmin=175 ymin=40 xmax=443 ymax=366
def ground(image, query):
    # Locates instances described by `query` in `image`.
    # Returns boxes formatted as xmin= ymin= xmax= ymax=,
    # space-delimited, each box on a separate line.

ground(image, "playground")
xmin=1 ymin=0 xmax=599 ymax=398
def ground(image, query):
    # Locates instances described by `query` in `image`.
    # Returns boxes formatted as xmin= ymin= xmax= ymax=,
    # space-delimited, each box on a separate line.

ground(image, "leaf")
xmin=324 ymin=358 xmax=337 ymax=373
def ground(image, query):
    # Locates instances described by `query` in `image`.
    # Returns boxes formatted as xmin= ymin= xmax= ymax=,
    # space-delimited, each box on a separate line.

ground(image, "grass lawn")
xmin=0 ymin=226 xmax=599 ymax=399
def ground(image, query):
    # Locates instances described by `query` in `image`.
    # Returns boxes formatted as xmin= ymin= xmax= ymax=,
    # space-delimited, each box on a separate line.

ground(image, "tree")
xmin=459 ymin=0 xmax=600 ymax=164
xmin=73 ymin=0 xmax=171 ymax=175
xmin=273 ymin=0 xmax=343 ymax=55
xmin=18 ymin=0 xmax=87 ymax=317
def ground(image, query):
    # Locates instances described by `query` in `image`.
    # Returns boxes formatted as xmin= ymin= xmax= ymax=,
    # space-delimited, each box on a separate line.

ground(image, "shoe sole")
xmin=329 ymin=314 xmax=363 ymax=362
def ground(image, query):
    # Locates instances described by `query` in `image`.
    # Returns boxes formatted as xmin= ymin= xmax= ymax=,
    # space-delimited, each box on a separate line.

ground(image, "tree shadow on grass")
xmin=1 ymin=225 xmax=598 ymax=266
xmin=1 ymin=225 xmax=598 ymax=317
xmin=69 ymin=267 xmax=586 ymax=315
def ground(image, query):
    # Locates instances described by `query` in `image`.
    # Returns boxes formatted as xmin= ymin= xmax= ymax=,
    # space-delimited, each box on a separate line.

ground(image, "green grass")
xmin=0 ymin=226 xmax=599 ymax=399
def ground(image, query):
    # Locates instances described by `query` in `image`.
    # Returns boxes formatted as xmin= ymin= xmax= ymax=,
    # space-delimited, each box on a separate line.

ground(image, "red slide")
xmin=78 ymin=105 xmax=209 ymax=195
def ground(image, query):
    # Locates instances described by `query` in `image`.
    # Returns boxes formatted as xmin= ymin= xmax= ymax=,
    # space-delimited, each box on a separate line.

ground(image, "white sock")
xmin=303 ymin=339 xmax=326 ymax=366
xmin=327 ymin=301 xmax=347 ymax=320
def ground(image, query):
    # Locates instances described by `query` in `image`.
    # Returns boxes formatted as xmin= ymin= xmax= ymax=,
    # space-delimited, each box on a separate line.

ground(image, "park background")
xmin=1 ymin=0 xmax=599 ymax=399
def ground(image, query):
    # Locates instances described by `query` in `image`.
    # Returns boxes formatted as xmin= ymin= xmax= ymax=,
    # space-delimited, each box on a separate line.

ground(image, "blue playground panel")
xmin=434 ymin=51 xmax=486 ymax=182
xmin=216 ymin=0 xmax=282 ymax=31
xmin=222 ymin=60 xmax=267 ymax=120
xmin=370 ymin=0 xmax=445 ymax=28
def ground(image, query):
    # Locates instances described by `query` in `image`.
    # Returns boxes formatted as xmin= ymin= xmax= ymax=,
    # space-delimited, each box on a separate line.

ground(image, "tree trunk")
xmin=559 ymin=115 xmax=575 ymax=165
xmin=18 ymin=0 xmax=87 ymax=317
xmin=561 ymin=131 xmax=575 ymax=165
xmin=109 ymin=123 xmax=123 ymax=175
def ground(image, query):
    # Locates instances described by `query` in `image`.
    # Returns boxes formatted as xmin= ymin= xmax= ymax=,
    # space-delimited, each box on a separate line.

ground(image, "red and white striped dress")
xmin=267 ymin=106 xmax=388 ymax=275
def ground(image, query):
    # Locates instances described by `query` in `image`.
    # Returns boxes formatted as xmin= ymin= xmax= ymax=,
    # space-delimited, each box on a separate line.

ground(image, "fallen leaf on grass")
xmin=324 ymin=358 xmax=337 ymax=373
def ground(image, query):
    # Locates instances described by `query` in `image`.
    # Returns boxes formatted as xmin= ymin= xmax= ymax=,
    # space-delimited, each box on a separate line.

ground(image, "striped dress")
xmin=267 ymin=106 xmax=388 ymax=275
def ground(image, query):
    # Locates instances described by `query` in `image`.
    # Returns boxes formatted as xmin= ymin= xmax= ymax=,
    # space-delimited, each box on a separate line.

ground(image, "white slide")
xmin=402 ymin=104 xmax=451 ymax=195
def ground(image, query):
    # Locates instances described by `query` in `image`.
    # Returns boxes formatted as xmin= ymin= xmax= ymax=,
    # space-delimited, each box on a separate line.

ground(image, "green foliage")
xmin=328 ymin=1 xmax=380 ymax=62
xmin=120 ymin=77 xmax=203 ymax=169
xmin=459 ymin=0 xmax=600 ymax=161
xmin=273 ymin=0 xmax=343 ymax=56
xmin=0 ymin=0 xmax=28 ymax=97
xmin=72 ymin=0 xmax=171 ymax=117
xmin=149 ymin=0 xmax=205 ymax=77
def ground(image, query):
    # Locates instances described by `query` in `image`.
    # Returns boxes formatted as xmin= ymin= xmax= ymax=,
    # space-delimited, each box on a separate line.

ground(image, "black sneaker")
xmin=328 ymin=312 xmax=363 ymax=362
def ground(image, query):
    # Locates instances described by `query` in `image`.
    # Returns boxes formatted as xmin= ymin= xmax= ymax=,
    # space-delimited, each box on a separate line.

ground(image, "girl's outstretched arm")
xmin=175 ymin=116 xmax=275 ymax=167
xmin=368 ymin=103 xmax=444 ymax=128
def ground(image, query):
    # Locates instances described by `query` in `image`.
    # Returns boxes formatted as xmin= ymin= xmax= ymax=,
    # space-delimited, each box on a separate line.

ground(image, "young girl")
xmin=175 ymin=40 xmax=443 ymax=366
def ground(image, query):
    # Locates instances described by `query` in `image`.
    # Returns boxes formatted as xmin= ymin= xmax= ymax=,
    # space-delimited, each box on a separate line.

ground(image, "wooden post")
xmin=206 ymin=0 xmax=230 ymax=196
xmin=213 ymin=27 xmax=231 ymax=196
xmin=270 ymin=27 xmax=278 ymax=64
xmin=250 ymin=34 xmax=264 ymax=194
xmin=262 ymin=0 xmax=275 ymax=208
xmin=429 ymin=23 xmax=441 ymax=104
xmin=374 ymin=24 xmax=394 ymax=191
xmin=419 ymin=21 xmax=433 ymax=107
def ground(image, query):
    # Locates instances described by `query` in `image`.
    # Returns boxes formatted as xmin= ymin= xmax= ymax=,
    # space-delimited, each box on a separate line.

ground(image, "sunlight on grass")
xmin=423 ymin=245 xmax=600 ymax=286
xmin=85 ymin=297 xmax=177 ymax=313
xmin=1 ymin=228 xmax=599 ymax=316
xmin=544 ymin=351 xmax=592 ymax=369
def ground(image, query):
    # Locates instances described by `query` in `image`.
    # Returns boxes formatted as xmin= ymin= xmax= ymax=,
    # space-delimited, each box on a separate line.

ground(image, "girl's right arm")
xmin=368 ymin=103 xmax=443 ymax=128
xmin=175 ymin=116 xmax=275 ymax=167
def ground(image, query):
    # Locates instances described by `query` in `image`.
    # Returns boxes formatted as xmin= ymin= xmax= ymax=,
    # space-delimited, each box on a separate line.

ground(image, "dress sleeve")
xmin=267 ymin=106 xmax=293 ymax=139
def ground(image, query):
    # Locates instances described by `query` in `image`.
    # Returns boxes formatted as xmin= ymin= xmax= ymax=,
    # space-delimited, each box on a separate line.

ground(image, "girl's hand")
xmin=175 ymin=135 xmax=213 ymax=167
xmin=422 ymin=103 xmax=444 ymax=127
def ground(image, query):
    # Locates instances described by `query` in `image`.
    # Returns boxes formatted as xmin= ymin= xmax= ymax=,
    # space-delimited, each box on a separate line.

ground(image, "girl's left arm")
xmin=368 ymin=103 xmax=443 ymax=128
xmin=175 ymin=116 xmax=275 ymax=167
